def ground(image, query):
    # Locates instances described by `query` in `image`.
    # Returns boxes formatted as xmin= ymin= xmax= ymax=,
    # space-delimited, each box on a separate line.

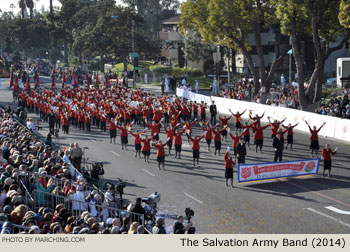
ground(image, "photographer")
xmin=173 ymin=215 xmax=192 ymax=234
xmin=90 ymin=162 xmax=105 ymax=183
xmin=130 ymin=198 xmax=147 ymax=225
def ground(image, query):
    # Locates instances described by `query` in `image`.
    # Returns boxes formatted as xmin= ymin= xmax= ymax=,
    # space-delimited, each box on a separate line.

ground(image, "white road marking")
xmin=325 ymin=206 xmax=350 ymax=215
xmin=110 ymin=151 xmax=120 ymax=157
xmin=142 ymin=169 xmax=155 ymax=177
xmin=286 ymin=181 xmax=350 ymax=207
xmin=89 ymin=138 xmax=96 ymax=142
xmin=337 ymin=162 xmax=347 ymax=167
xmin=305 ymin=208 xmax=350 ymax=228
xmin=184 ymin=192 xmax=203 ymax=204
xmin=183 ymin=144 xmax=191 ymax=148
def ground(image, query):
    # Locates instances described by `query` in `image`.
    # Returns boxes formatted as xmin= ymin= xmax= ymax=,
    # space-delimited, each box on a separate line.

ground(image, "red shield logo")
xmin=241 ymin=167 xmax=252 ymax=179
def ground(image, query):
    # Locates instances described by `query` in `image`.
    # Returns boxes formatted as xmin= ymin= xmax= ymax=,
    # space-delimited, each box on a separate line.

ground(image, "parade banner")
xmin=237 ymin=159 xmax=320 ymax=183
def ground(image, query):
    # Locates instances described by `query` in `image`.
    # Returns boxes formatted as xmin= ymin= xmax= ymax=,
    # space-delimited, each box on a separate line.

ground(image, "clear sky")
xmin=0 ymin=0 xmax=185 ymax=13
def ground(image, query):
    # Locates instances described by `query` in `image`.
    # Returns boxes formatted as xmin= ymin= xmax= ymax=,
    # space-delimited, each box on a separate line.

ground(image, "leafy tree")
xmin=122 ymin=0 xmax=179 ymax=41
xmin=274 ymin=0 xmax=349 ymax=109
xmin=179 ymin=0 xmax=286 ymax=95
xmin=339 ymin=0 xmax=350 ymax=28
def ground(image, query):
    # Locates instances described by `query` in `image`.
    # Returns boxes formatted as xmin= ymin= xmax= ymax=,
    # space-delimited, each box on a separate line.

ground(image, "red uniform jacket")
xmin=189 ymin=135 xmax=204 ymax=150
xmin=130 ymin=132 xmax=141 ymax=145
xmin=141 ymin=139 xmax=151 ymax=151
xmin=251 ymin=125 xmax=269 ymax=140
xmin=321 ymin=148 xmax=336 ymax=161
xmin=224 ymin=152 xmax=235 ymax=169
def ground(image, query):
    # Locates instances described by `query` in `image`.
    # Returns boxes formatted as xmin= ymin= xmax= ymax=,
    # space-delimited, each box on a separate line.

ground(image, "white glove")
xmin=194 ymin=118 xmax=198 ymax=121
xmin=274 ymin=148 xmax=277 ymax=151
xmin=153 ymin=133 xmax=157 ymax=136
xmin=167 ymin=137 xmax=170 ymax=141
xmin=227 ymin=147 xmax=231 ymax=152
xmin=334 ymin=147 xmax=338 ymax=152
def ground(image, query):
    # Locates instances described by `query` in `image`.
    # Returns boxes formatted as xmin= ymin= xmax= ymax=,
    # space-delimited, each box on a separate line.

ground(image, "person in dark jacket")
xmin=129 ymin=198 xmax=147 ymax=224
xmin=236 ymin=138 xmax=247 ymax=164
xmin=272 ymin=132 xmax=284 ymax=162
xmin=47 ymin=111 xmax=56 ymax=134
xmin=209 ymin=101 xmax=217 ymax=125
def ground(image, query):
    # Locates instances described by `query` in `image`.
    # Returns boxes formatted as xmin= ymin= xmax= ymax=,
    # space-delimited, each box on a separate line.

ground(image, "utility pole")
xmin=132 ymin=19 xmax=136 ymax=89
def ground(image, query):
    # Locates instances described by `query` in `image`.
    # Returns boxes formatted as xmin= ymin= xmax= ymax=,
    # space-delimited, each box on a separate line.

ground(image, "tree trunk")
xmin=21 ymin=9 xmax=25 ymax=19
xmin=253 ymin=23 xmax=268 ymax=93
xmin=30 ymin=8 xmax=33 ymax=19
xmin=314 ymin=61 xmax=324 ymax=103
xmin=232 ymin=37 xmax=260 ymax=96
xmin=291 ymin=20 xmax=309 ymax=110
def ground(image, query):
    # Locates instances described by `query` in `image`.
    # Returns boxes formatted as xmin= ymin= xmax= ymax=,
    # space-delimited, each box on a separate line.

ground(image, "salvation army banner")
xmin=238 ymin=159 xmax=320 ymax=183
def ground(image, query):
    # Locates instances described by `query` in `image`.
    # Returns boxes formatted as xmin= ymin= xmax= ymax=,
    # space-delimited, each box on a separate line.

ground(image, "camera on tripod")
xmin=185 ymin=207 xmax=194 ymax=222
xmin=116 ymin=182 xmax=126 ymax=196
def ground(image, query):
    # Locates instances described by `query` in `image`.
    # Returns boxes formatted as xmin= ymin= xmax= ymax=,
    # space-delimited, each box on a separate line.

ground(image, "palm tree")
xmin=18 ymin=0 xmax=26 ymax=19
xmin=26 ymin=0 xmax=34 ymax=19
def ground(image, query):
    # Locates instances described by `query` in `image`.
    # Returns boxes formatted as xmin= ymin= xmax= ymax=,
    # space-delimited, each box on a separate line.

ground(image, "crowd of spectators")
xmin=315 ymin=88 xmax=350 ymax=119
xmin=0 ymin=107 xmax=192 ymax=234
xmin=0 ymin=108 xmax=133 ymax=234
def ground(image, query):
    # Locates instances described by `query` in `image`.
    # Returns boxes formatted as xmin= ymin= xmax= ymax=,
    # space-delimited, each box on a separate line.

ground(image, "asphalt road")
xmin=1 ymin=77 xmax=350 ymax=234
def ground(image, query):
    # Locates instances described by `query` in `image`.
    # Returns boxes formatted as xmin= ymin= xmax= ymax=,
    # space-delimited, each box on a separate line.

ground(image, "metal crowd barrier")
xmin=0 ymin=221 xmax=31 ymax=233
xmin=32 ymin=190 xmax=144 ymax=226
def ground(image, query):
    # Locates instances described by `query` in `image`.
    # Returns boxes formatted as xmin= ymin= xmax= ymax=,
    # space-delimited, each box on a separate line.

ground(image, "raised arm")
xmin=317 ymin=122 xmax=326 ymax=132
xmin=239 ymin=110 xmax=247 ymax=117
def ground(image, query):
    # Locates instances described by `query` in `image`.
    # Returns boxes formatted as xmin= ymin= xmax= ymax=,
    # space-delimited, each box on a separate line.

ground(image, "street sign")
xmin=135 ymin=67 xmax=142 ymax=70
xmin=129 ymin=53 xmax=139 ymax=58
xmin=287 ymin=49 xmax=293 ymax=54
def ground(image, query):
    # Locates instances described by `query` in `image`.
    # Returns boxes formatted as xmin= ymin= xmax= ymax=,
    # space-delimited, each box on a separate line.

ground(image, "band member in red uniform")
xmin=224 ymin=147 xmax=236 ymax=188
xmin=189 ymin=134 xmax=204 ymax=166
xmin=116 ymin=123 xmax=131 ymax=150
xmin=182 ymin=119 xmax=197 ymax=143
xmin=251 ymin=123 xmax=270 ymax=153
xmin=201 ymin=122 xmax=216 ymax=152
xmin=108 ymin=118 xmax=118 ymax=144
xmin=141 ymin=135 xmax=152 ymax=163
xmin=199 ymin=102 xmax=206 ymax=122
xmin=229 ymin=109 xmax=246 ymax=133
xmin=282 ymin=122 xmax=299 ymax=150
xmin=218 ymin=114 xmax=232 ymax=141
xmin=173 ymin=128 xmax=185 ymax=159
xmin=229 ymin=131 xmax=244 ymax=162
xmin=305 ymin=121 xmax=326 ymax=157
xmin=321 ymin=144 xmax=337 ymax=178
xmin=129 ymin=129 xmax=142 ymax=158
xmin=213 ymin=126 xmax=227 ymax=156
xmin=267 ymin=117 xmax=286 ymax=138
xmin=153 ymin=139 xmax=170 ymax=170
xmin=85 ymin=113 xmax=91 ymax=132
xmin=192 ymin=101 xmax=198 ymax=120
xmin=164 ymin=125 xmax=175 ymax=155
xmin=146 ymin=120 xmax=162 ymax=141
xmin=249 ymin=111 xmax=264 ymax=127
